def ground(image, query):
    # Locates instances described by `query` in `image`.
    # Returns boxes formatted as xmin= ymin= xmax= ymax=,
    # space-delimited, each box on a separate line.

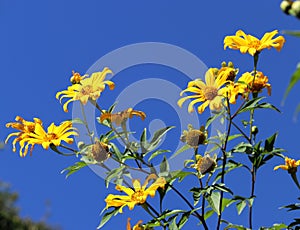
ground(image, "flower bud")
xmin=292 ymin=0 xmax=300 ymax=17
xmin=280 ymin=0 xmax=292 ymax=14
xmin=251 ymin=126 xmax=258 ymax=135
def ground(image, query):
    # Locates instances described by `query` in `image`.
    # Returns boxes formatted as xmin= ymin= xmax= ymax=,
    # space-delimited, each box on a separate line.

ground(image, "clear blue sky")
xmin=1 ymin=1 xmax=300 ymax=229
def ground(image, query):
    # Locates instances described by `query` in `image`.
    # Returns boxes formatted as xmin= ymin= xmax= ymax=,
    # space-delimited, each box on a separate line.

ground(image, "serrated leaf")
xmin=61 ymin=161 xmax=88 ymax=178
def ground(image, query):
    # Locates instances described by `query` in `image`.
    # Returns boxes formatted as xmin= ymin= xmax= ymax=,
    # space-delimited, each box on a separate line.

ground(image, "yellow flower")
xmin=28 ymin=121 xmax=78 ymax=150
xmin=56 ymin=67 xmax=114 ymax=112
xmin=100 ymin=108 xmax=146 ymax=126
xmin=226 ymin=71 xmax=271 ymax=104
xmin=274 ymin=157 xmax=300 ymax=174
xmin=6 ymin=118 xmax=77 ymax=157
xmin=127 ymin=218 xmax=144 ymax=230
xmin=5 ymin=116 xmax=42 ymax=155
xmin=224 ymin=30 xmax=285 ymax=56
xmin=218 ymin=66 xmax=237 ymax=82
xmin=240 ymin=71 xmax=271 ymax=95
xmin=70 ymin=70 xmax=88 ymax=84
xmin=105 ymin=174 xmax=166 ymax=213
xmin=178 ymin=68 xmax=228 ymax=114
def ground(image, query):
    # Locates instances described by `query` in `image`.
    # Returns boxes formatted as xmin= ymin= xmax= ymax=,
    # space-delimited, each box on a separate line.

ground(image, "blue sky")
xmin=1 ymin=0 xmax=300 ymax=229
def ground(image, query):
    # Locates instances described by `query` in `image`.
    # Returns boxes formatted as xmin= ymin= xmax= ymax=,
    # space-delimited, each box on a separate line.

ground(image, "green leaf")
xmin=283 ymin=63 xmax=300 ymax=103
xmin=169 ymin=216 xmax=179 ymax=230
xmin=177 ymin=212 xmax=190 ymax=229
xmin=148 ymin=149 xmax=170 ymax=162
xmin=147 ymin=126 xmax=175 ymax=152
xmin=259 ymin=223 xmax=288 ymax=230
xmin=224 ymin=223 xmax=249 ymax=230
xmin=108 ymin=102 xmax=118 ymax=113
xmin=206 ymin=192 xmax=220 ymax=215
xmin=97 ymin=207 xmax=121 ymax=229
xmin=109 ymin=143 xmax=123 ymax=161
xmin=190 ymin=187 xmax=201 ymax=206
xmin=282 ymin=30 xmax=300 ymax=37
xmin=171 ymin=144 xmax=191 ymax=159
xmin=159 ymin=156 xmax=170 ymax=177
xmin=206 ymin=110 xmax=226 ymax=129
xmin=170 ymin=170 xmax=193 ymax=182
xmin=140 ymin=128 xmax=148 ymax=154
xmin=105 ymin=166 xmax=126 ymax=188
xmin=238 ymin=97 xmax=265 ymax=114
xmin=204 ymin=209 xmax=214 ymax=220
xmin=236 ymin=200 xmax=247 ymax=215
xmin=71 ymin=117 xmax=85 ymax=125
xmin=61 ymin=161 xmax=88 ymax=178
xmin=264 ymin=133 xmax=277 ymax=152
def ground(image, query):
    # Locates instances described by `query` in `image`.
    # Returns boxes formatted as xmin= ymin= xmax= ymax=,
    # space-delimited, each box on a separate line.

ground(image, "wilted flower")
xmin=90 ymin=140 xmax=111 ymax=162
xmin=100 ymin=108 xmax=146 ymax=126
xmin=180 ymin=125 xmax=207 ymax=148
xmin=193 ymin=154 xmax=216 ymax=176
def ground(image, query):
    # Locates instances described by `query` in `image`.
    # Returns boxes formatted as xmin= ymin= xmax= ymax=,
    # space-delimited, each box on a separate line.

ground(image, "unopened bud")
xmin=281 ymin=0 xmax=292 ymax=14
xmin=251 ymin=126 xmax=258 ymax=135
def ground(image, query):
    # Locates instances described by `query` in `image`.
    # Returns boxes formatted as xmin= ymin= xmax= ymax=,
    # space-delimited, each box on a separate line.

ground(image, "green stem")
xmin=217 ymin=97 xmax=232 ymax=230
xmin=291 ymin=172 xmax=300 ymax=190
xmin=248 ymin=53 xmax=259 ymax=230
xmin=80 ymin=102 xmax=94 ymax=144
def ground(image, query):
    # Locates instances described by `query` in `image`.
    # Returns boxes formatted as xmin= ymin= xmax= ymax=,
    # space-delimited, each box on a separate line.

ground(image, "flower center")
xmin=203 ymin=86 xmax=218 ymax=100
xmin=80 ymin=85 xmax=93 ymax=95
xmin=249 ymin=40 xmax=261 ymax=49
xmin=131 ymin=190 xmax=146 ymax=204
xmin=46 ymin=133 xmax=58 ymax=141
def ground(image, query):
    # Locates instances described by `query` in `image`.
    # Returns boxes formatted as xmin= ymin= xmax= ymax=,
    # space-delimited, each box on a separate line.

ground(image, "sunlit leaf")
xmin=97 ymin=207 xmax=121 ymax=229
xmin=283 ymin=62 xmax=300 ymax=103
xmin=171 ymin=144 xmax=191 ymax=159
xmin=61 ymin=161 xmax=88 ymax=178
xmin=206 ymin=192 xmax=220 ymax=215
